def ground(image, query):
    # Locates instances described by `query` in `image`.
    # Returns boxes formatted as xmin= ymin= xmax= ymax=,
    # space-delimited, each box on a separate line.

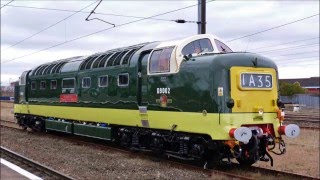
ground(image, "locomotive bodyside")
xmin=14 ymin=34 xmax=300 ymax=166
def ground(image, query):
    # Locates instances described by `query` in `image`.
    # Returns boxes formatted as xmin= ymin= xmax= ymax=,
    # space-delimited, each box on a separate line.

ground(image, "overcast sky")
xmin=1 ymin=0 xmax=319 ymax=85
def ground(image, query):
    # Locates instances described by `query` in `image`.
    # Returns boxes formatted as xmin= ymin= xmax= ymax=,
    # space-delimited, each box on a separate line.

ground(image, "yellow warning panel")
xmin=230 ymin=67 xmax=278 ymax=113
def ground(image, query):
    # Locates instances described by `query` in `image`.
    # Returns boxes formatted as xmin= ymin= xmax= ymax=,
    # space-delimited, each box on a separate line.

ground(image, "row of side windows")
xmin=81 ymin=74 xmax=129 ymax=88
xmin=30 ymin=74 xmax=129 ymax=90
xmin=31 ymin=80 xmax=57 ymax=90
xmin=81 ymin=76 xmax=109 ymax=88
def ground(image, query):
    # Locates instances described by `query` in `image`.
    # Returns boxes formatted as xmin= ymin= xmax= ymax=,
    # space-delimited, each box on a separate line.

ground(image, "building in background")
xmin=1 ymin=82 xmax=15 ymax=99
xmin=279 ymin=77 xmax=320 ymax=95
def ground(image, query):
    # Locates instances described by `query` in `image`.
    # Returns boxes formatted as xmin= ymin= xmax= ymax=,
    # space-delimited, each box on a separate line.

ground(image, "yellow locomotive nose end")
xmin=229 ymin=127 xmax=252 ymax=144
xmin=278 ymin=124 xmax=300 ymax=138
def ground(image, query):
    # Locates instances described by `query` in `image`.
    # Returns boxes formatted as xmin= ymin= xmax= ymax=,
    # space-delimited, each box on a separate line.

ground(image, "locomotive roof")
xmin=29 ymin=34 xmax=230 ymax=77
xmin=29 ymin=42 xmax=153 ymax=76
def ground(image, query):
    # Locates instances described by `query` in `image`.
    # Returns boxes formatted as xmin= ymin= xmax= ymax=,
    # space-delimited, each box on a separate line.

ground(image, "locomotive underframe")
xmin=15 ymin=113 xmax=285 ymax=167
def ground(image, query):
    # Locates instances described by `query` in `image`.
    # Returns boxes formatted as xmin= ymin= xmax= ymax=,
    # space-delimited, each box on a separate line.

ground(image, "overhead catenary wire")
xmin=277 ymin=61 xmax=319 ymax=67
xmin=85 ymin=0 xmax=115 ymax=27
xmin=2 ymin=0 xmax=214 ymax=64
xmin=0 ymin=4 xmax=198 ymax=23
xmin=226 ymin=13 xmax=319 ymax=42
xmin=254 ymin=42 xmax=319 ymax=54
xmin=278 ymin=62 xmax=319 ymax=67
xmin=0 ymin=0 xmax=14 ymax=9
xmin=268 ymin=50 xmax=319 ymax=58
xmin=273 ymin=56 xmax=319 ymax=64
xmin=275 ymin=56 xmax=319 ymax=66
xmin=247 ymin=37 xmax=319 ymax=51
xmin=3 ymin=0 xmax=99 ymax=51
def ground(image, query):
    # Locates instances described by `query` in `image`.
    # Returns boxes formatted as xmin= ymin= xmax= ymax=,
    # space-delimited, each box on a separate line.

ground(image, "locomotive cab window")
xmin=118 ymin=73 xmax=129 ymax=87
xmin=62 ymin=78 xmax=75 ymax=93
xmin=182 ymin=38 xmax=213 ymax=55
xmin=214 ymin=39 xmax=233 ymax=53
xmin=31 ymin=82 xmax=36 ymax=90
xmin=51 ymin=80 xmax=57 ymax=90
xmin=82 ymin=77 xmax=91 ymax=88
xmin=150 ymin=47 xmax=174 ymax=73
xmin=98 ymin=75 xmax=108 ymax=87
xmin=40 ymin=81 xmax=46 ymax=90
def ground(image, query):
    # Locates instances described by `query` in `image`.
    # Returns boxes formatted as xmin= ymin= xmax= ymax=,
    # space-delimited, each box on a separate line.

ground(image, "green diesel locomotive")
xmin=14 ymin=34 xmax=300 ymax=167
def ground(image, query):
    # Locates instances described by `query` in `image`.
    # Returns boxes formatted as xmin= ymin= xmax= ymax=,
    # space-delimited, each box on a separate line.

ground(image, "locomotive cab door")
xmin=19 ymin=70 xmax=31 ymax=103
xmin=137 ymin=51 xmax=151 ymax=106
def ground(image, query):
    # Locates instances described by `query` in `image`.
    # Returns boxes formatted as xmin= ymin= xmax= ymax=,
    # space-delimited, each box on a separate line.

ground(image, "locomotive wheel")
xmin=150 ymin=137 xmax=164 ymax=154
xmin=236 ymin=157 xmax=256 ymax=167
xmin=119 ymin=132 xmax=131 ymax=147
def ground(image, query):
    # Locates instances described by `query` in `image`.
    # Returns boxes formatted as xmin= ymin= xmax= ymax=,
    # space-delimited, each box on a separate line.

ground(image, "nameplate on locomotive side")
xmin=60 ymin=94 xmax=78 ymax=103
xmin=240 ymin=73 xmax=272 ymax=89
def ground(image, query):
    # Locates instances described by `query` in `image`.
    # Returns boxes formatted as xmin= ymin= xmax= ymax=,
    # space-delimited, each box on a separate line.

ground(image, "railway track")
xmin=284 ymin=119 xmax=319 ymax=130
xmin=0 ymin=146 xmax=73 ymax=180
xmin=286 ymin=115 xmax=319 ymax=121
xmin=1 ymin=122 xmax=318 ymax=179
xmin=233 ymin=165 xmax=318 ymax=180
xmin=283 ymin=112 xmax=319 ymax=129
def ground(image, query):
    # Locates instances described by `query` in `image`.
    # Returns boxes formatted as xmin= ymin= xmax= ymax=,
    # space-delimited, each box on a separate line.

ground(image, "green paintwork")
xmin=73 ymin=124 xmax=112 ymax=140
xmin=140 ymin=53 xmax=277 ymax=113
xmin=45 ymin=119 xmax=72 ymax=133
xmin=24 ymin=50 xmax=277 ymax=114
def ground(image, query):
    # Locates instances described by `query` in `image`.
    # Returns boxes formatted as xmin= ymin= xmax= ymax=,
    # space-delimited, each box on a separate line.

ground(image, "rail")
xmin=0 ymin=120 xmax=318 ymax=179
xmin=0 ymin=146 xmax=74 ymax=180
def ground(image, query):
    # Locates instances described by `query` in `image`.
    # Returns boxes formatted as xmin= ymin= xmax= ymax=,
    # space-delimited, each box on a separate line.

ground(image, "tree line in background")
xmin=279 ymin=82 xmax=306 ymax=96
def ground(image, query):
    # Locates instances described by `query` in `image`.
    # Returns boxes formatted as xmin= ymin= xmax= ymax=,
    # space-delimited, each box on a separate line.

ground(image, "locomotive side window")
xmin=82 ymin=77 xmax=91 ymax=88
xmin=62 ymin=78 xmax=75 ymax=89
xmin=40 ymin=81 xmax=46 ymax=90
xmin=118 ymin=73 xmax=129 ymax=86
xmin=31 ymin=82 xmax=36 ymax=90
xmin=98 ymin=75 xmax=108 ymax=87
xmin=150 ymin=47 xmax=173 ymax=73
xmin=214 ymin=39 xmax=232 ymax=53
xmin=51 ymin=80 xmax=57 ymax=89
xmin=182 ymin=38 xmax=213 ymax=55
